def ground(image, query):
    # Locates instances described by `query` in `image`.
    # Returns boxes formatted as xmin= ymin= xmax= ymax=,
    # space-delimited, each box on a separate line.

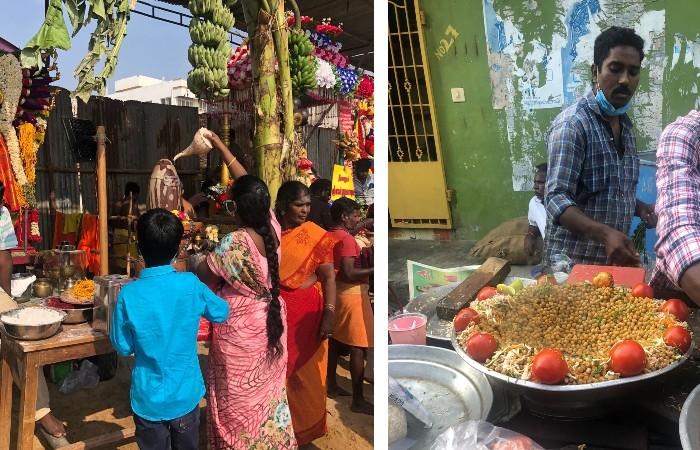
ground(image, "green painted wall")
xmin=417 ymin=0 xmax=700 ymax=240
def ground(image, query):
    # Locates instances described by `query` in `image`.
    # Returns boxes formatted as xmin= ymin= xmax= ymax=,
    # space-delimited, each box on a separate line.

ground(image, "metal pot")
xmin=33 ymin=280 xmax=53 ymax=298
xmin=680 ymin=383 xmax=700 ymax=449
xmin=0 ymin=307 xmax=65 ymax=340
xmin=451 ymin=330 xmax=693 ymax=418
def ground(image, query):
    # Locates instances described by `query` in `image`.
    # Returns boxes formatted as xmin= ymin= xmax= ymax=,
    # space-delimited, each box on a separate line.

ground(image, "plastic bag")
xmin=550 ymin=253 xmax=572 ymax=273
xmin=59 ymin=359 xmax=100 ymax=394
xmin=431 ymin=420 xmax=543 ymax=450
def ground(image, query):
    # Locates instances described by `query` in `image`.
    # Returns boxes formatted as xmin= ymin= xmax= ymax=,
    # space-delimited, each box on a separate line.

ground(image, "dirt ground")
xmin=9 ymin=343 xmax=373 ymax=449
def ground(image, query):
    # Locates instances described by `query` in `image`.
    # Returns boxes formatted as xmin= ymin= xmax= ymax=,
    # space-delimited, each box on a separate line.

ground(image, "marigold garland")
xmin=18 ymin=123 xmax=37 ymax=184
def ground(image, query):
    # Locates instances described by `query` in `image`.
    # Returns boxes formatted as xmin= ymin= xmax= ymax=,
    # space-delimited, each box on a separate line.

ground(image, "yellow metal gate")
xmin=388 ymin=0 xmax=452 ymax=229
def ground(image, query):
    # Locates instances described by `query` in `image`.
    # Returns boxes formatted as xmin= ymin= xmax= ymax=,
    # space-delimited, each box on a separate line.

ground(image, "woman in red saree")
xmin=275 ymin=181 xmax=337 ymax=445
xmin=196 ymin=133 xmax=296 ymax=449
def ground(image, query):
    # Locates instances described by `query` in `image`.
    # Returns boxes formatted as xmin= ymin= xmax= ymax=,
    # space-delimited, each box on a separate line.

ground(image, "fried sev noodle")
xmin=456 ymin=284 xmax=687 ymax=384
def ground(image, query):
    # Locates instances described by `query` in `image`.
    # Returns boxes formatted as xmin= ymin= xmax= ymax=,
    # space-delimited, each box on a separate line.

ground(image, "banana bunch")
xmin=188 ymin=45 xmax=228 ymax=70
xmin=211 ymin=5 xmax=234 ymax=29
xmin=288 ymin=31 xmax=317 ymax=96
xmin=187 ymin=67 xmax=229 ymax=95
xmin=189 ymin=18 xmax=227 ymax=46
xmin=188 ymin=0 xmax=232 ymax=98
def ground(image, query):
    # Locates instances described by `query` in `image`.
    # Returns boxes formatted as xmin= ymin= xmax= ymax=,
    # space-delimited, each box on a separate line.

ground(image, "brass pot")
xmin=61 ymin=264 xmax=77 ymax=278
xmin=33 ymin=281 xmax=53 ymax=298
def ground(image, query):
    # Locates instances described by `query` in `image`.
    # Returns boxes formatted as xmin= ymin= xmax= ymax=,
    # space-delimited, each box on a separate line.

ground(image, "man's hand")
xmin=637 ymin=202 xmax=657 ymax=228
xmin=602 ymin=228 xmax=640 ymax=266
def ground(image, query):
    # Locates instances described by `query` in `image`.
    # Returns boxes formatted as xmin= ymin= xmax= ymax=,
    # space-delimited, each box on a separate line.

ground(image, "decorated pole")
xmin=96 ymin=125 xmax=108 ymax=276
xmin=221 ymin=112 xmax=231 ymax=185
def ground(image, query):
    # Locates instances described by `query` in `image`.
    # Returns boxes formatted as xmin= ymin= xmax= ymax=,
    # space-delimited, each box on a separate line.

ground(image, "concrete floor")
xmin=388 ymin=239 xmax=535 ymax=307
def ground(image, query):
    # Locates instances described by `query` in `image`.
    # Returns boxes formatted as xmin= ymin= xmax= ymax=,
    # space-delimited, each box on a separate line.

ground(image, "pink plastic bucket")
xmin=388 ymin=313 xmax=428 ymax=345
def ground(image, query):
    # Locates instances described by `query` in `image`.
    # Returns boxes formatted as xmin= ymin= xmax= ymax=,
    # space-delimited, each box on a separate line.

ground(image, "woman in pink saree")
xmin=196 ymin=132 xmax=296 ymax=449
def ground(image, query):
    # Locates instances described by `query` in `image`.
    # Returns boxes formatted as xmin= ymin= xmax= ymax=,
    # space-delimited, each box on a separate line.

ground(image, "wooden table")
xmin=0 ymin=323 xmax=128 ymax=450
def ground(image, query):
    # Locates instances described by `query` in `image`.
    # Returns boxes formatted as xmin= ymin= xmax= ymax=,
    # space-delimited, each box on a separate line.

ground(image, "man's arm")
xmin=546 ymin=120 xmax=639 ymax=266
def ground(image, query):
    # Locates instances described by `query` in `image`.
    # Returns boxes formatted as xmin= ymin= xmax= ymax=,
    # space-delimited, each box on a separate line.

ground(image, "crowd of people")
xmin=109 ymin=133 xmax=374 ymax=449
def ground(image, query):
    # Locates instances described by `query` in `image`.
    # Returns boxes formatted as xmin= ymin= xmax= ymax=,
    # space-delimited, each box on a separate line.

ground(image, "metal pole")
xmin=96 ymin=126 xmax=109 ymax=276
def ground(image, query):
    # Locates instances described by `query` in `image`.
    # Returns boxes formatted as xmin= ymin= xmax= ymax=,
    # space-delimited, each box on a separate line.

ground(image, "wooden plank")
xmin=18 ymin=354 xmax=38 ymax=450
xmin=435 ymin=257 xmax=510 ymax=320
xmin=0 ymin=343 xmax=13 ymax=450
xmin=57 ymin=427 xmax=136 ymax=450
xmin=5 ymin=323 xmax=108 ymax=353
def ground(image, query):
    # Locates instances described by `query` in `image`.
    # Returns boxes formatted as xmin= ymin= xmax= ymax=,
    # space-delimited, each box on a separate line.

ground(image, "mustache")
xmin=613 ymin=87 xmax=632 ymax=96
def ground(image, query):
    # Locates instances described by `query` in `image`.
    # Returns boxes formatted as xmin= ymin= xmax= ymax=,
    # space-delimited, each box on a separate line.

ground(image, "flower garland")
xmin=356 ymin=75 xmax=374 ymax=99
xmin=227 ymin=43 xmax=252 ymax=89
xmin=315 ymin=58 xmax=336 ymax=89
xmin=0 ymin=55 xmax=29 ymax=203
xmin=18 ymin=123 xmax=37 ymax=184
xmin=335 ymin=67 xmax=359 ymax=97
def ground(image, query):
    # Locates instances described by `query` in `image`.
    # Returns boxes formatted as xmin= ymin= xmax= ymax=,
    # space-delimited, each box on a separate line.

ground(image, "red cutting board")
xmin=566 ymin=264 xmax=646 ymax=288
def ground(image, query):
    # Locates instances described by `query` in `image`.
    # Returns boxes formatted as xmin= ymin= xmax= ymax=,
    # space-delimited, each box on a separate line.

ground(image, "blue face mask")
xmin=594 ymin=74 xmax=632 ymax=117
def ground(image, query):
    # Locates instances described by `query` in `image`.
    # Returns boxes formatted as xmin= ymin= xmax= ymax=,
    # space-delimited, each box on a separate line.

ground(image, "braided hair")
xmin=230 ymin=175 xmax=283 ymax=360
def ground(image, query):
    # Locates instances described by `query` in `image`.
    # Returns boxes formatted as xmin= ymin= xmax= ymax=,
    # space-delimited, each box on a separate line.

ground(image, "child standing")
xmin=110 ymin=208 xmax=229 ymax=449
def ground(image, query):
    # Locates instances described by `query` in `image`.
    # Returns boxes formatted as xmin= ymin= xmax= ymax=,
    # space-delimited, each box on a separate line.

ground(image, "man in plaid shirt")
xmin=651 ymin=111 xmax=700 ymax=305
xmin=545 ymin=27 xmax=656 ymax=267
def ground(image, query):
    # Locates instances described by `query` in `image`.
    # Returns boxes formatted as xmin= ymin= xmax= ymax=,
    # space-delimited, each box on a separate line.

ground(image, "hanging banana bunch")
xmin=187 ymin=0 xmax=234 ymax=98
xmin=288 ymin=30 xmax=317 ymax=96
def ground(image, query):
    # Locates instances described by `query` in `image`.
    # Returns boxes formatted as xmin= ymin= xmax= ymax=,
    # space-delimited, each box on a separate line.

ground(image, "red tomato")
xmin=664 ymin=326 xmax=692 ymax=353
xmin=631 ymin=283 xmax=654 ymax=298
xmin=466 ymin=332 xmax=497 ymax=362
xmin=592 ymin=271 xmax=614 ymax=288
xmin=661 ymin=299 xmax=689 ymax=322
xmin=453 ymin=307 xmax=479 ymax=332
xmin=609 ymin=340 xmax=646 ymax=376
xmin=476 ymin=286 xmax=498 ymax=301
xmin=531 ymin=348 xmax=569 ymax=384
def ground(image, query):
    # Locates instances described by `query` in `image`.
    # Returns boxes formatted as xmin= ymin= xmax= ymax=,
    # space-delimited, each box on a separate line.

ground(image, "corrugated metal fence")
xmin=36 ymin=89 xmax=341 ymax=249
xmin=37 ymin=89 xmax=201 ymax=249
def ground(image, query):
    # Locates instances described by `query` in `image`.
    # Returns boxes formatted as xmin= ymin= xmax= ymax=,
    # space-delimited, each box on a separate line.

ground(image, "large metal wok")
xmin=451 ymin=330 xmax=693 ymax=418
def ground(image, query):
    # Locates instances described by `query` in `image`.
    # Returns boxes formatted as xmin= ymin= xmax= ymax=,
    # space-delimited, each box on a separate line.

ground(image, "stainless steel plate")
xmin=680 ymin=383 xmax=700 ymax=450
xmin=388 ymin=344 xmax=493 ymax=448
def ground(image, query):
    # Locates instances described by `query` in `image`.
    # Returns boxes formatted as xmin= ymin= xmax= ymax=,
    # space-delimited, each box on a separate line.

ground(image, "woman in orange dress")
xmin=275 ymin=181 xmax=337 ymax=444
xmin=326 ymin=197 xmax=374 ymax=415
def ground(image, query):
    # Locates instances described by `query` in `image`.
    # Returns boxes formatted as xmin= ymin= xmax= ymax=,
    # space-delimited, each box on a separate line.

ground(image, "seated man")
xmin=0 ymin=181 xmax=66 ymax=439
xmin=651 ymin=110 xmax=700 ymax=304
xmin=525 ymin=163 xmax=547 ymax=257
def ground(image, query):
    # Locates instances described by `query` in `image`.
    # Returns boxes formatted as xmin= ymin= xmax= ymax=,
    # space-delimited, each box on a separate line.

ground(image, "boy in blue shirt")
xmin=110 ymin=208 xmax=228 ymax=450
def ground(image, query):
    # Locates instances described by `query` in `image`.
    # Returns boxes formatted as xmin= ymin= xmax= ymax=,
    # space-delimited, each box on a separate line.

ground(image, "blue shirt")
xmin=545 ymin=92 xmax=639 ymax=265
xmin=110 ymin=265 xmax=229 ymax=421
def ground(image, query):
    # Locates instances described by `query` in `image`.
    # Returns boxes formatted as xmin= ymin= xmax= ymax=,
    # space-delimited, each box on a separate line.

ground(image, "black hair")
xmin=310 ymin=178 xmax=331 ymax=197
xmin=124 ymin=182 xmax=140 ymax=196
xmin=136 ymin=208 xmax=183 ymax=267
xmin=354 ymin=158 xmax=372 ymax=173
xmin=330 ymin=197 xmax=360 ymax=225
xmin=535 ymin=162 xmax=548 ymax=174
xmin=230 ymin=175 xmax=283 ymax=360
xmin=593 ymin=26 xmax=645 ymax=68
xmin=275 ymin=181 xmax=310 ymax=220
xmin=0 ymin=181 xmax=5 ymax=204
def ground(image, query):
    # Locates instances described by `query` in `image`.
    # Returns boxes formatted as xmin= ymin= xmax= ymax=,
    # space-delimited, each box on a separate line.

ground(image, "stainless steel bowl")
xmin=680 ymin=383 xmax=700 ymax=449
xmin=54 ymin=306 xmax=92 ymax=324
xmin=451 ymin=330 xmax=693 ymax=417
xmin=0 ymin=307 xmax=65 ymax=340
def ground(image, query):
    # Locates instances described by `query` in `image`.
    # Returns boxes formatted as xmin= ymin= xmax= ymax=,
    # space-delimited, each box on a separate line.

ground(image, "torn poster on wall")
xmin=482 ymin=0 xmax=665 ymax=192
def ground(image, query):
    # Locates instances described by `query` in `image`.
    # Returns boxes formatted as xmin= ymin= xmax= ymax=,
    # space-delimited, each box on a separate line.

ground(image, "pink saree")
xmin=205 ymin=216 xmax=297 ymax=449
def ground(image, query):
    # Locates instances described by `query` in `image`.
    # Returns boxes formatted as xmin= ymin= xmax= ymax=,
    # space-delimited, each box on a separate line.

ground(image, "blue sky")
xmin=1 ymin=1 xmax=216 ymax=93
